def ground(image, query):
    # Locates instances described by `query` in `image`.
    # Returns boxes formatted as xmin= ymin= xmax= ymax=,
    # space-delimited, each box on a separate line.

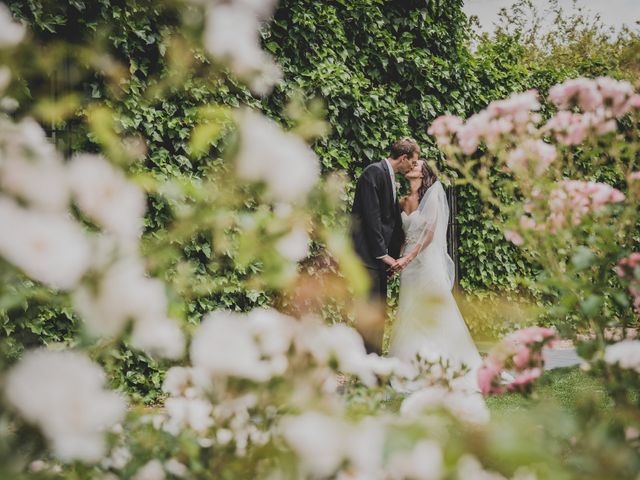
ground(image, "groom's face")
xmin=398 ymin=151 xmax=419 ymax=174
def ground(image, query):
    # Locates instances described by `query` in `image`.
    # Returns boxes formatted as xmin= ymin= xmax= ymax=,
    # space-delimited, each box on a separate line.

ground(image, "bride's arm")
xmin=395 ymin=210 xmax=437 ymax=272
xmin=406 ymin=209 xmax=437 ymax=260
xmin=399 ymin=197 xmax=407 ymax=256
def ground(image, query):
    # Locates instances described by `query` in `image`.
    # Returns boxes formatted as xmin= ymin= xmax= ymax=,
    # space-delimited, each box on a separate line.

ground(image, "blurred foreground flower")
xmin=400 ymin=386 xmax=490 ymax=425
xmin=478 ymin=327 xmax=558 ymax=396
xmin=201 ymin=0 xmax=282 ymax=95
xmin=4 ymin=350 xmax=126 ymax=462
xmin=235 ymin=109 xmax=320 ymax=202
xmin=615 ymin=252 xmax=640 ymax=316
xmin=604 ymin=340 xmax=640 ymax=373
xmin=0 ymin=3 xmax=25 ymax=47
xmin=0 ymin=111 xmax=184 ymax=359
xmin=0 ymin=197 xmax=92 ymax=289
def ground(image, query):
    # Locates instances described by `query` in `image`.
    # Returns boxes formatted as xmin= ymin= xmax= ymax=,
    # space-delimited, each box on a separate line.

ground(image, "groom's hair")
xmin=389 ymin=137 xmax=419 ymax=159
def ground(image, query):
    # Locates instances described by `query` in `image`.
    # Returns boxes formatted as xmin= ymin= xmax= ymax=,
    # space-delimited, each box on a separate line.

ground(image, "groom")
xmin=351 ymin=138 xmax=420 ymax=354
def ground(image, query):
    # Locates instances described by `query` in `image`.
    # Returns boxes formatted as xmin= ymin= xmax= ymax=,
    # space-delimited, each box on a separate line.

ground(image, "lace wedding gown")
xmin=389 ymin=181 xmax=482 ymax=392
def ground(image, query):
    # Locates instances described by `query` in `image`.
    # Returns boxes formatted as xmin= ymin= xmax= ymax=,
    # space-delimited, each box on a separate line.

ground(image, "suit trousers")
xmin=361 ymin=265 xmax=387 ymax=356
xmin=367 ymin=266 xmax=388 ymax=301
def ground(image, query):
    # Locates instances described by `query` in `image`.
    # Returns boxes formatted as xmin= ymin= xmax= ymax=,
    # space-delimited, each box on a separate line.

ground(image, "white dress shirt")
xmin=384 ymin=158 xmax=396 ymax=201
xmin=377 ymin=159 xmax=397 ymax=259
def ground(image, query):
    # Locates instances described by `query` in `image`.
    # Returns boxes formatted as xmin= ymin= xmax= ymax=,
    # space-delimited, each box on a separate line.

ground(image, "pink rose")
xmin=507 ymin=327 xmax=557 ymax=348
xmin=477 ymin=362 xmax=502 ymax=396
xmin=512 ymin=346 xmax=531 ymax=369
xmin=507 ymin=368 xmax=542 ymax=392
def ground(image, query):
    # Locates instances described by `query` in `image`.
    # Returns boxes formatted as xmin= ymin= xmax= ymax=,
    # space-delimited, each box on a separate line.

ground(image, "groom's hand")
xmin=380 ymin=255 xmax=398 ymax=272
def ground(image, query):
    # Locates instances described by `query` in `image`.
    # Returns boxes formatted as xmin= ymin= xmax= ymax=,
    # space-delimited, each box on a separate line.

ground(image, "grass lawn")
xmin=344 ymin=366 xmax=610 ymax=420
xmin=487 ymin=366 xmax=610 ymax=413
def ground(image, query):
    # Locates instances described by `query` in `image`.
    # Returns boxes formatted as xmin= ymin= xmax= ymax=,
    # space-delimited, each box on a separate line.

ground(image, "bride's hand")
xmin=396 ymin=256 xmax=412 ymax=271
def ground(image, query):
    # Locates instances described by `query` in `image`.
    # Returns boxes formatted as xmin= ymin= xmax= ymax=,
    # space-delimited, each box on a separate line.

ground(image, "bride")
xmin=390 ymin=159 xmax=482 ymax=392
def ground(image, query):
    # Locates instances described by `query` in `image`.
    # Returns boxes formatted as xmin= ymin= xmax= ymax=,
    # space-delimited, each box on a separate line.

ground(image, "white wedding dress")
xmin=389 ymin=181 xmax=482 ymax=392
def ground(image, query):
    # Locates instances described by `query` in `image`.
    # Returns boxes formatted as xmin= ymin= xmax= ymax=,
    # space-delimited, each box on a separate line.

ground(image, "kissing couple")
xmin=350 ymin=138 xmax=481 ymax=391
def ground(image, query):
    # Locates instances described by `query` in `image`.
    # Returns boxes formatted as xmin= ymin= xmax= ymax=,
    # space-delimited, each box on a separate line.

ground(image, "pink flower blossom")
xmin=456 ymin=111 xmax=488 ymax=154
xmin=545 ymin=78 xmax=637 ymax=144
xmin=544 ymin=180 xmax=625 ymax=231
xmin=543 ymin=111 xmax=587 ymax=145
xmin=504 ymin=230 xmax=524 ymax=246
xmin=507 ymin=368 xmax=542 ymax=392
xmin=544 ymin=110 xmax=608 ymax=145
xmin=508 ymin=326 xmax=557 ymax=345
xmin=512 ymin=346 xmax=531 ymax=369
xmin=477 ymin=362 xmax=503 ymax=396
xmin=549 ymin=78 xmax=601 ymax=112
xmin=449 ymin=90 xmax=541 ymax=154
xmin=506 ymin=139 xmax=556 ymax=176
xmin=596 ymin=77 xmax=635 ymax=117
xmin=519 ymin=215 xmax=536 ymax=230
xmin=479 ymin=326 xmax=558 ymax=397
xmin=549 ymin=77 xmax=635 ymax=118
xmin=523 ymin=201 xmax=534 ymax=214
xmin=487 ymin=90 xmax=540 ymax=122
xmin=427 ymin=114 xmax=463 ymax=147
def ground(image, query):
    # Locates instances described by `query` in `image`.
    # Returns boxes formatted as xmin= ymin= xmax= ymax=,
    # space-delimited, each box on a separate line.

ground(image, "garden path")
xmin=543 ymin=347 xmax=582 ymax=370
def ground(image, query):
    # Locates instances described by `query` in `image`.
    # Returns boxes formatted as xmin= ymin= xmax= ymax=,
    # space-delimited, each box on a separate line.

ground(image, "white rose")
xmin=0 ymin=118 xmax=69 ymax=211
xmin=191 ymin=310 xmax=276 ymax=381
xmin=604 ymin=340 xmax=640 ymax=372
xmin=276 ymin=225 xmax=310 ymax=262
xmin=4 ymin=349 xmax=126 ymax=463
xmin=73 ymin=256 xmax=168 ymax=338
xmin=304 ymin=323 xmax=376 ymax=387
xmin=246 ymin=307 xmax=295 ymax=357
xmin=386 ymin=440 xmax=444 ymax=480
xmin=162 ymin=367 xmax=193 ymax=397
xmin=216 ymin=428 xmax=234 ymax=445
xmin=0 ymin=197 xmax=91 ymax=289
xmin=456 ymin=455 xmax=507 ymax=480
xmin=132 ymin=460 xmax=165 ymax=480
xmin=68 ymin=154 xmax=146 ymax=249
xmin=235 ymin=109 xmax=320 ymax=202
xmin=131 ymin=317 xmax=185 ymax=360
xmin=203 ymin=2 xmax=281 ymax=95
xmin=164 ymin=397 xmax=214 ymax=434
xmin=164 ymin=458 xmax=188 ymax=478
xmin=345 ymin=417 xmax=385 ymax=476
xmin=0 ymin=4 xmax=25 ymax=46
xmin=400 ymin=387 xmax=489 ymax=425
xmin=281 ymin=412 xmax=349 ymax=477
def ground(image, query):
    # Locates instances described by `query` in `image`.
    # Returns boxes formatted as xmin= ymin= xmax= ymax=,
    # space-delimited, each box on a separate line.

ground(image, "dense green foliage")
xmin=3 ymin=0 xmax=638 ymax=401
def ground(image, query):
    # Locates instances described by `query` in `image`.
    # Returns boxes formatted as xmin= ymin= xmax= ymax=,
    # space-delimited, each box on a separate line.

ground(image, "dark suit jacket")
xmin=351 ymin=160 xmax=405 ymax=269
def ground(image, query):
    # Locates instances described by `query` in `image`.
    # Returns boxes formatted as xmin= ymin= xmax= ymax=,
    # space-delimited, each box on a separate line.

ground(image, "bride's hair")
xmin=417 ymin=159 xmax=437 ymax=202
